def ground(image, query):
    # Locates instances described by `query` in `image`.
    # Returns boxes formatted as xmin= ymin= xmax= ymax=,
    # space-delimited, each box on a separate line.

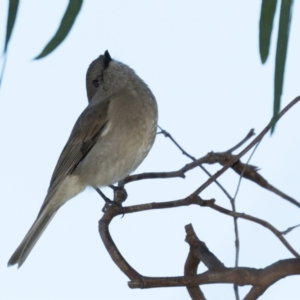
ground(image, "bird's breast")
xmin=75 ymin=93 xmax=157 ymax=188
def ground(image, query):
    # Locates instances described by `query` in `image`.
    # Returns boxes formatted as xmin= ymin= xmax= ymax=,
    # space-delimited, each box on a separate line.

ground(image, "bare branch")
xmin=185 ymin=224 xmax=225 ymax=271
xmin=98 ymin=206 xmax=141 ymax=281
xmin=226 ymin=155 xmax=300 ymax=208
xmin=226 ymin=129 xmax=256 ymax=153
xmin=203 ymin=199 xmax=300 ymax=258
xmin=98 ymin=97 xmax=300 ymax=298
xmin=125 ymin=150 xmax=300 ymax=209
xmin=128 ymin=259 xmax=300 ymax=290
xmin=231 ymin=141 xmax=261 ymax=300
xmin=156 ymin=127 xmax=249 ymax=291
xmin=155 ymin=126 xmax=253 ymax=204
xmin=99 ymin=195 xmax=299 ymax=279
xmin=127 ymin=224 xmax=300 ymax=294
xmin=184 ymin=246 xmax=206 ymax=300
xmin=281 ymin=224 xmax=300 ymax=235
xmin=190 ymin=96 xmax=300 ymax=197
xmin=244 ymin=259 xmax=300 ymax=299
xmin=266 ymin=184 xmax=300 ymax=208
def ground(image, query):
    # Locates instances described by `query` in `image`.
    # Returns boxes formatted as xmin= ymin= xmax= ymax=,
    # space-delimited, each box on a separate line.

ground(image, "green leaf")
xmin=34 ymin=0 xmax=83 ymax=60
xmin=3 ymin=0 xmax=19 ymax=54
xmin=1 ymin=0 xmax=19 ymax=87
xmin=259 ymin=0 xmax=278 ymax=63
xmin=271 ymin=0 xmax=293 ymax=133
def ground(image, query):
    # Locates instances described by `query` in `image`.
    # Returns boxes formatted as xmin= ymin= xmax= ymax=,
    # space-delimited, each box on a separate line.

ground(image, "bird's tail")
xmin=7 ymin=207 xmax=58 ymax=268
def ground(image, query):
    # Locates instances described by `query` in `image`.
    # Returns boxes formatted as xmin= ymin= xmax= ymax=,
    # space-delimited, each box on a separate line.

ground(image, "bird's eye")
xmin=92 ymin=79 xmax=99 ymax=87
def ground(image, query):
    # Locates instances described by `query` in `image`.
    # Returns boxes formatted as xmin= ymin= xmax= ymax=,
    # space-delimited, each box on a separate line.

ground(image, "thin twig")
xmin=203 ymin=199 xmax=300 ymax=258
xmin=231 ymin=140 xmax=261 ymax=300
xmin=157 ymin=127 xmax=255 ymax=300
xmin=100 ymin=196 xmax=300 ymax=258
xmin=281 ymin=224 xmax=300 ymax=235
xmin=158 ymin=128 xmax=254 ymax=291
xmin=226 ymin=129 xmax=255 ymax=153
xmin=190 ymin=96 xmax=300 ymax=197
xmin=264 ymin=184 xmax=300 ymax=208
xmin=98 ymin=97 xmax=300 ymax=299
xmin=232 ymin=142 xmax=261 ymax=202
xmin=157 ymin=126 xmax=253 ymax=204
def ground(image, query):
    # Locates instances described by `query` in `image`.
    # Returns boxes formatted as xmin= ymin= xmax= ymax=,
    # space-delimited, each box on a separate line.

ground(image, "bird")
xmin=8 ymin=50 xmax=158 ymax=267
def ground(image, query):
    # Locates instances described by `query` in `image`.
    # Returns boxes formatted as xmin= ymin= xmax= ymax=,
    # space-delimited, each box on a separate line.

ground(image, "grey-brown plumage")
xmin=8 ymin=51 xmax=158 ymax=267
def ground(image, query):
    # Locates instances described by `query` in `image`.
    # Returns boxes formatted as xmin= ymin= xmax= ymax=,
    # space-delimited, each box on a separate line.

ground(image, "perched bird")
xmin=8 ymin=50 xmax=158 ymax=267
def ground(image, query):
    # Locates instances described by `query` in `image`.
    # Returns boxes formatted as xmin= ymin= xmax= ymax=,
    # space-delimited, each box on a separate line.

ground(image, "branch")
xmin=190 ymin=95 xmax=300 ymax=197
xmin=202 ymin=199 xmax=300 ymax=258
xmin=98 ymin=97 xmax=300 ymax=298
xmin=185 ymin=224 xmax=225 ymax=271
xmin=128 ymin=224 xmax=300 ymax=298
xmin=157 ymin=127 xmax=255 ymax=300
xmin=225 ymin=129 xmax=256 ymax=153
xmin=214 ymin=153 xmax=300 ymax=209
xmin=184 ymin=251 xmax=206 ymax=300
xmin=125 ymin=150 xmax=300 ymax=209
xmin=99 ymin=207 xmax=141 ymax=281
xmin=99 ymin=195 xmax=299 ymax=286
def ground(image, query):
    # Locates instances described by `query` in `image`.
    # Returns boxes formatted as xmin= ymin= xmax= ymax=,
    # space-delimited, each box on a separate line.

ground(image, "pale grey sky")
xmin=1 ymin=1 xmax=300 ymax=299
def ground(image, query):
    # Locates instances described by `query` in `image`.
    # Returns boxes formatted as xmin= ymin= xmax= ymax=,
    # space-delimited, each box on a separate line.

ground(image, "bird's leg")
xmin=95 ymin=187 xmax=115 ymax=213
xmin=95 ymin=183 xmax=127 ymax=213
xmin=95 ymin=187 xmax=114 ymax=204
xmin=106 ymin=181 xmax=128 ymax=217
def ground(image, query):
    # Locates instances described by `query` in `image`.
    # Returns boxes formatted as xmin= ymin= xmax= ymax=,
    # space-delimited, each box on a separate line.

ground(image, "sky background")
xmin=1 ymin=1 xmax=300 ymax=299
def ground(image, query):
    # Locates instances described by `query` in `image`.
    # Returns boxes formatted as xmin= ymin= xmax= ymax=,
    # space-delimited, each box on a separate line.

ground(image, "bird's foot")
xmin=95 ymin=187 xmax=127 ymax=214
xmin=108 ymin=185 xmax=128 ymax=204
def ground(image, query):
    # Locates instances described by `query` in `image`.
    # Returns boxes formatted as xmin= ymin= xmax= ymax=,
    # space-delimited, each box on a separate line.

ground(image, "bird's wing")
xmin=39 ymin=98 xmax=110 ymax=213
xmin=8 ymin=98 xmax=110 ymax=267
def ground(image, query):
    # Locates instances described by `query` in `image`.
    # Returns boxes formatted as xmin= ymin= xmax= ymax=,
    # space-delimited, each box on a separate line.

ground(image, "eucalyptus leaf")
xmin=272 ymin=0 xmax=293 ymax=132
xmin=35 ymin=0 xmax=83 ymax=59
xmin=259 ymin=0 xmax=278 ymax=63
xmin=1 ymin=0 xmax=19 ymax=87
